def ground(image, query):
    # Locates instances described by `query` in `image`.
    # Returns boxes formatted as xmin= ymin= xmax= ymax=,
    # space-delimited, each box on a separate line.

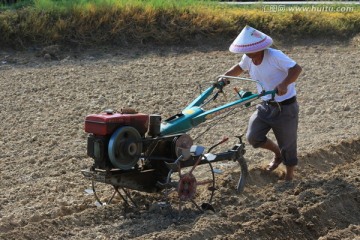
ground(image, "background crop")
xmin=0 ymin=0 xmax=359 ymax=48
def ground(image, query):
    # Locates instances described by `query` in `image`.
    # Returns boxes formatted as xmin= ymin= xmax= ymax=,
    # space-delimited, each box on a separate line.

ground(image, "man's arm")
xmin=277 ymin=64 xmax=302 ymax=96
xmin=217 ymin=64 xmax=244 ymax=86
xmin=224 ymin=64 xmax=244 ymax=77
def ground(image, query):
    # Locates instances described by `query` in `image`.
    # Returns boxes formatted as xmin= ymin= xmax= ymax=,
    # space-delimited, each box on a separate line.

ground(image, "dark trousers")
xmin=246 ymin=101 xmax=299 ymax=166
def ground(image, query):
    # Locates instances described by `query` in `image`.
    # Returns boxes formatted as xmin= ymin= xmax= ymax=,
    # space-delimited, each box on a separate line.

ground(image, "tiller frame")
xmin=82 ymin=76 xmax=276 ymax=213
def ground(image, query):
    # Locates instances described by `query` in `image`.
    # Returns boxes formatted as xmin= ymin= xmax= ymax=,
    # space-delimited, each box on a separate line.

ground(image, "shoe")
xmin=266 ymin=156 xmax=282 ymax=171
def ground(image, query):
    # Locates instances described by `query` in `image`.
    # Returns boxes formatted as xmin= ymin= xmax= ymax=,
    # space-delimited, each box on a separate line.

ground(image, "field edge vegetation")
xmin=0 ymin=0 xmax=359 ymax=48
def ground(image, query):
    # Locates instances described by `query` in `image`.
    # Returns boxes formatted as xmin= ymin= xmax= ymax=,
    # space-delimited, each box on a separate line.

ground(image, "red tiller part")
xmin=85 ymin=112 xmax=149 ymax=136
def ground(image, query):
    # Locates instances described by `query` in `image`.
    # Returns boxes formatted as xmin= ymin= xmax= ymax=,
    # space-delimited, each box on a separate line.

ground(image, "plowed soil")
xmin=0 ymin=39 xmax=359 ymax=240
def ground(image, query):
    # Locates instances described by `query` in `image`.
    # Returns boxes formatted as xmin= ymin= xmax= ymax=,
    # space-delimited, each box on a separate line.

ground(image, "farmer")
xmin=220 ymin=25 xmax=302 ymax=181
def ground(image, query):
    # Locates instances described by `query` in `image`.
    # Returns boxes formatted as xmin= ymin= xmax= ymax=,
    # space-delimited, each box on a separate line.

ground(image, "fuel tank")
xmin=85 ymin=109 xmax=149 ymax=136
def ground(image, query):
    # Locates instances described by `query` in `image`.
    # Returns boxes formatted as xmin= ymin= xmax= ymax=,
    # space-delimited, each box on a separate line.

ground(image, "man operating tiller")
xmin=220 ymin=25 xmax=302 ymax=181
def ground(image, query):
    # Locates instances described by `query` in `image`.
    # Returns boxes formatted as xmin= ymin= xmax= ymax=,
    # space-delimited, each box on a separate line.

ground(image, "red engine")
xmin=85 ymin=109 xmax=193 ymax=177
xmin=85 ymin=109 xmax=151 ymax=170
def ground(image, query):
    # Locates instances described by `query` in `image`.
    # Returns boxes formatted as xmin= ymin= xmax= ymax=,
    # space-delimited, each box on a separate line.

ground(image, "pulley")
xmin=108 ymin=126 xmax=142 ymax=170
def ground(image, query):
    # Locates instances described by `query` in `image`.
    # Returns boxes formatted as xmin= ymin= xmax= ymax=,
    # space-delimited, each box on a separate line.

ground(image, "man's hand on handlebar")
xmin=214 ymin=77 xmax=230 ymax=89
xmin=276 ymin=82 xmax=288 ymax=96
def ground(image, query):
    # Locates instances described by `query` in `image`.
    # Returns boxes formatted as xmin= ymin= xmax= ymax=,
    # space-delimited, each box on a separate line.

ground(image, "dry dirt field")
xmin=0 ymin=38 xmax=359 ymax=240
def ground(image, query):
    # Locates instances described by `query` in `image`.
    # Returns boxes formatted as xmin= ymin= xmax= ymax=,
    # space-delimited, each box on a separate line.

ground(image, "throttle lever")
xmin=208 ymin=136 xmax=229 ymax=153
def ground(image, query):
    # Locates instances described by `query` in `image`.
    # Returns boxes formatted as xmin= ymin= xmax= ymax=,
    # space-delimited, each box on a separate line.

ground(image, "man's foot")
xmin=285 ymin=166 xmax=295 ymax=181
xmin=266 ymin=156 xmax=282 ymax=171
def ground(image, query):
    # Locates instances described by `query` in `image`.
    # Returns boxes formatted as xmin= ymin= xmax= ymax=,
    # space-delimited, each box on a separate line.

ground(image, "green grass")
xmin=3 ymin=0 xmax=359 ymax=10
xmin=0 ymin=0 xmax=359 ymax=48
xmin=1 ymin=0 xmax=217 ymax=10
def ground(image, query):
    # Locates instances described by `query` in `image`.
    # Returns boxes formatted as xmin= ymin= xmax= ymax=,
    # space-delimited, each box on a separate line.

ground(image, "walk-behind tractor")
xmin=82 ymin=76 xmax=276 ymax=213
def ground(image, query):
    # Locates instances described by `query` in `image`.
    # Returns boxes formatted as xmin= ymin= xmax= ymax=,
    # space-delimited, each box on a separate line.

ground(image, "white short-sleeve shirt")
xmin=239 ymin=48 xmax=297 ymax=101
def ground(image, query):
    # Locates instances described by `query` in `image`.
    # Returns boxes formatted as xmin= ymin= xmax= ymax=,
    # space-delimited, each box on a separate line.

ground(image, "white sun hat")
xmin=229 ymin=25 xmax=273 ymax=54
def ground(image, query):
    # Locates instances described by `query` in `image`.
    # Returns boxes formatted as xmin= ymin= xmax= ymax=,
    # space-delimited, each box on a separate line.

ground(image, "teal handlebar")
xmin=160 ymin=78 xmax=277 ymax=136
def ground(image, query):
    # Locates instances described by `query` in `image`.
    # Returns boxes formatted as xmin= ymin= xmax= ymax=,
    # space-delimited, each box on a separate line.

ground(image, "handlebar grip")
xmin=270 ymin=88 xmax=278 ymax=101
xmin=223 ymin=79 xmax=230 ymax=85
xmin=214 ymin=77 xmax=230 ymax=89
